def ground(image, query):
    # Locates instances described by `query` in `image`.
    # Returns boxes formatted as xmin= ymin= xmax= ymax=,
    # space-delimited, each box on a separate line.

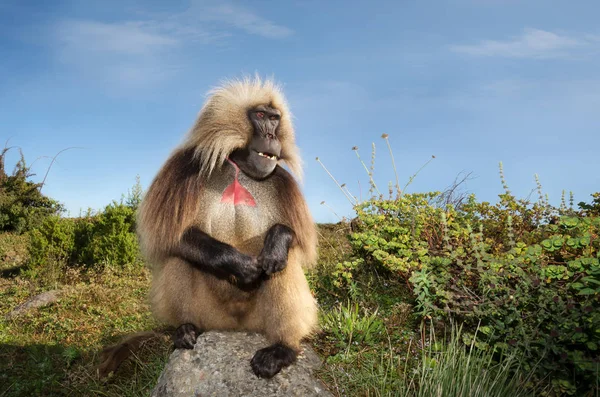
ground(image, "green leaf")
xmin=561 ymin=217 xmax=579 ymax=228
xmin=541 ymin=240 xmax=552 ymax=248
xmin=571 ymin=282 xmax=584 ymax=290
xmin=480 ymin=325 xmax=493 ymax=335
xmin=581 ymin=277 xmax=600 ymax=285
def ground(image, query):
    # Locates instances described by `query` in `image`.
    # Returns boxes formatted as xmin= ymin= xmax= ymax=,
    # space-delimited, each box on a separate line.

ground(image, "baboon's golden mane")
xmin=183 ymin=76 xmax=302 ymax=181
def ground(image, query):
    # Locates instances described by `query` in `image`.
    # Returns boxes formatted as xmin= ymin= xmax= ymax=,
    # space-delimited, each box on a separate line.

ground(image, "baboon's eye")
xmin=256 ymin=112 xmax=265 ymax=118
xmin=269 ymin=115 xmax=279 ymax=121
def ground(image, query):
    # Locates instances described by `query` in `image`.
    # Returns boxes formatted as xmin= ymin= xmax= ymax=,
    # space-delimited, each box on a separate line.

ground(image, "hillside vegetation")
xmin=0 ymin=143 xmax=598 ymax=396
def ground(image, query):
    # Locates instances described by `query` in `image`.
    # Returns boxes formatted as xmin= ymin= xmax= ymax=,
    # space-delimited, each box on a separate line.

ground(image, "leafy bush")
xmin=76 ymin=202 xmax=140 ymax=266
xmin=579 ymin=192 xmax=600 ymax=216
xmin=0 ymin=148 xmax=63 ymax=233
xmin=28 ymin=200 xmax=141 ymax=273
xmin=346 ymin=190 xmax=599 ymax=395
xmin=28 ymin=215 xmax=77 ymax=268
xmin=0 ymin=232 xmax=30 ymax=269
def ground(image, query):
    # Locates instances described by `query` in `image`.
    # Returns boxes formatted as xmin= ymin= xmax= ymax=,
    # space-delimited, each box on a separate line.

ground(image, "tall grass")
xmin=368 ymin=324 xmax=544 ymax=397
xmin=318 ymin=316 xmax=544 ymax=396
xmin=400 ymin=324 xmax=542 ymax=397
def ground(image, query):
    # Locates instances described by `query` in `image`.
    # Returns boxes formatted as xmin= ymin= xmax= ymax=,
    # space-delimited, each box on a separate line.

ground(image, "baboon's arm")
xmin=174 ymin=226 xmax=263 ymax=285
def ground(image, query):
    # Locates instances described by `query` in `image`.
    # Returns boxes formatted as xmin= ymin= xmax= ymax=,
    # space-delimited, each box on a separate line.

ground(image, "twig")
xmin=29 ymin=155 xmax=52 ymax=170
xmin=401 ymin=155 xmax=436 ymax=196
xmin=352 ymin=146 xmax=381 ymax=196
xmin=315 ymin=157 xmax=356 ymax=205
xmin=381 ymin=134 xmax=400 ymax=195
xmin=39 ymin=147 xmax=84 ymax=192
xmin=320 ymin=201 xmax=342 ymax=220
xmin=340 ymin=183 xmax=357 ymax=204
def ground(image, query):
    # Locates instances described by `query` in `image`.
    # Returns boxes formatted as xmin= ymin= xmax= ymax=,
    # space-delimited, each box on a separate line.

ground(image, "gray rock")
xmin=6 ymin=289 xmax=61 ymax=319
xmin=151 ymin=331 xmax=332 ymax=397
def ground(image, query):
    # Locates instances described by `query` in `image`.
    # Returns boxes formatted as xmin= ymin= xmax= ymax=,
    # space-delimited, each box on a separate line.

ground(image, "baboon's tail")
xmin=97 ymin=331 xmax=163 ymax=378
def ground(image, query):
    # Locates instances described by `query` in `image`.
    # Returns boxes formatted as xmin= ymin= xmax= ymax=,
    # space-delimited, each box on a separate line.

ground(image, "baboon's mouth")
xmin=256 ymin=151 xmax=278 ymax=161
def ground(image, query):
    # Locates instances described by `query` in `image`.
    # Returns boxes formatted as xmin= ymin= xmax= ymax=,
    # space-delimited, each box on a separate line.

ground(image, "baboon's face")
xmin=230 ymin=105 xmax=282 ymax=180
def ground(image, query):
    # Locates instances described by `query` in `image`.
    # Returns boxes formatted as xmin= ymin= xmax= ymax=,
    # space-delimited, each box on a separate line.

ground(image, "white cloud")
xmin=446 ymin=78 xmax=600 ymax=119
xmin=201 ymin=4 xmax=293 ymax=39
xmin=56 ymin=20 xmax=179 ymax=56
xmin=52 ymin=1 xmax=293 ymax=89
xmin=54 ymin=19 xmax=184 ymax=88
xmin=450 ymin=28 xmax=597 ymax=59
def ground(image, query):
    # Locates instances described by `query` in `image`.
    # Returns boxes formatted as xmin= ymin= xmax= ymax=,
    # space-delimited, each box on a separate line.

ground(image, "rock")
xmin=6 ymin=290 xmax=61 ymax=319
xmin=151 ymin=331 xmax=332 ymax=397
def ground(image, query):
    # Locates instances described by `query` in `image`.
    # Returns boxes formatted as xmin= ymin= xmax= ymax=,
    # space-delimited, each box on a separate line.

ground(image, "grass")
xmin=0 ymin=256 xmax=171 ymax=396
xmin=306 ymin=222 xmax=546 ymax=397
xmin=308 ymin=223 xmax=421 ymax=396
xmin=1 ymin=224 xmax=546 ymax=397
xmin=403 ymin=325 xmax=544 ymax=397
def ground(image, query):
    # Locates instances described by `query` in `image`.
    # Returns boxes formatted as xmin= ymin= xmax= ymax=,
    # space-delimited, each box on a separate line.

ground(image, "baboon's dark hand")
xmin=258 ymin=255 xmax=287 ymax=276
xmin=259 ymin=224 xmax=295 ymax=276
xmin=232 ymin=257 xmax=264 ymax=284
xmin=175 ymin=227 xmax=264 ymax=284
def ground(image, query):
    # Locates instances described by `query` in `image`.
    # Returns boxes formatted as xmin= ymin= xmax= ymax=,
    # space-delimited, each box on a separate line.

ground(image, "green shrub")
xmin=28 ymin=215 xmax=76 ymax=268
xmin=0 ymin=232 xmax=30 ymax=269
xmin=579 ymin=192 xmax=600 ymax=216
xmin=347 ymin=191 xmax=599 ymax=395
xmin=318 ymin=137 xmax=599 ymax=395
xmin=349 ymin=192 xmax=444 ymax=279
xmin=76 ymin=201 xmax=140 ymax=267
xmin=0 ymin=148 xmax=63 ymax=233
xmin=28 ymin=201 xmax=141 ymax=273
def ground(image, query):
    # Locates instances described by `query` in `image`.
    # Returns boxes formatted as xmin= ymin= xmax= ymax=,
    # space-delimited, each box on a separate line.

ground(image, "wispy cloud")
xmin=201 ymin=4 xmax=293 ymax=39
xmin=56 ymin=20 xmax=179 ymax=56
xmin=54 ymin=19 xmax=185 ymax=88
xmin=52 ymin=1 xmax=293 ymax=89
xmin=450 ymin=28 xmax=598 ymax=59
xmin=446 ymin=78 xmax=600 ymax=119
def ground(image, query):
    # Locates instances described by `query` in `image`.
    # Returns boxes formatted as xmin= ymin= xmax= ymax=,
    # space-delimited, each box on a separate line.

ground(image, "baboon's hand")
xmin=232 ymin=256 xmax=264 ymax=284
xmin=177 ymin=227 xmax=265 ymax=284
xmin=258 ymin=252 xmax=287 ymax=276
xmin=259 ymin=224 xmax=295 ymax=276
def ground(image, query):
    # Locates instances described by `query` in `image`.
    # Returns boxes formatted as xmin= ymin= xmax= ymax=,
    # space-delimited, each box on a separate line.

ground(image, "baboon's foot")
xmin=250 ymin=343 xmax=297 ymax=378
xmin=173 ymin=323 xmax=201 ymax=349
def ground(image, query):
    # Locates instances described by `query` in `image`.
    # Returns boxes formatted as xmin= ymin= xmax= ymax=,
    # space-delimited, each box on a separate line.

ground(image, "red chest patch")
xmin=221 ymin=159 xmax=256 ymax=207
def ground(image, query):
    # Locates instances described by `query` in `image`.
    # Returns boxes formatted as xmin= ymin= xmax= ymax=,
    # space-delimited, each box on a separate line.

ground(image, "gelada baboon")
xmin=102 ymin=77 xmax=318 ymax=379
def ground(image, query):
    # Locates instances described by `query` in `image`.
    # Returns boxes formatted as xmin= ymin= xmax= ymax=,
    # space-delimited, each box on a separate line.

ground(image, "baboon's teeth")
xmin=258 ymin=152 xmax=277 ymax=160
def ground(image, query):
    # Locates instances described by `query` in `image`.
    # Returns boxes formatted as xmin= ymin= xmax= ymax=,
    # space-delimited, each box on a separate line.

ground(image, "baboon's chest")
xmin=196 ymin=162 xmax=283 ymax=255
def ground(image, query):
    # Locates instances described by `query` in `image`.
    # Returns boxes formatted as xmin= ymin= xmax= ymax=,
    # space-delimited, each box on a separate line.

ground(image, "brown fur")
xmin=137 ymin=76 xmax=314 ymax=267
xmin=97 ymin=331 xmax=161 ymax=378
xmin=100 ymin=77 xmax=318 ymax=375
xmin=144 ymin=76 xmax=318 ymax=343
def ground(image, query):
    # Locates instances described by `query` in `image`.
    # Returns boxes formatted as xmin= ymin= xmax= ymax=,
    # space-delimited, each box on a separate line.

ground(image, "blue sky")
xmin=1 ymin=0 xmax=599 ymax=223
